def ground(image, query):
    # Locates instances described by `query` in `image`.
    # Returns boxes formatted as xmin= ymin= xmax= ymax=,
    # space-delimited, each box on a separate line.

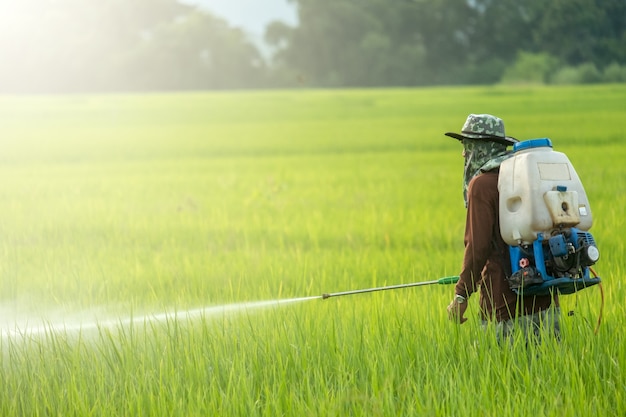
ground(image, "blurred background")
xmin=1 ymin=0 xmax=625 ymax=93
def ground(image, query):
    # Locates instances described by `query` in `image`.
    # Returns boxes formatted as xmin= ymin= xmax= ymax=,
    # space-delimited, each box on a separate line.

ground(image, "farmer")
xmin=444 ymin=114 xmax=560 ymax=343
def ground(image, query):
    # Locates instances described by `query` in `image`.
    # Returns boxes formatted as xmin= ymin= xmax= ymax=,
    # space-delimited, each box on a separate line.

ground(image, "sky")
xmin=182 ymin=0 xmax=298 ymax=37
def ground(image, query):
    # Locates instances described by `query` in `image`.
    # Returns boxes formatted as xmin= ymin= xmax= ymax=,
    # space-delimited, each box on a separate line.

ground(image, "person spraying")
xmin=444 ymin=114 xmax=560 ymax=342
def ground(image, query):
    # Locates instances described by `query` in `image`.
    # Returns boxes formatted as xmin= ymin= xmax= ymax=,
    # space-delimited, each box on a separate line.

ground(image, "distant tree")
xmin=127 ymin=11 xmax=265 ymax=90
xmin=265 ymin=0 xmax=535 ymax=86
xmin=0 ymin=0 xmax=266 ymax=93
xmin=603 ymin=62 xmax=626 ymax=83
xmin=532 ymin=0 xmax=626 ymax=68
xmin=460 ymin=0 xmax=537 ymax=83
xmin=266 ymin=0 xmax=431 ymax=86
xmin=2 ymin=0 xmax=623 ymax=92
xmin=266 ymin=0 xmax=626 ymax=87
xmin=500 ymin=52 xmax=561 ymax=84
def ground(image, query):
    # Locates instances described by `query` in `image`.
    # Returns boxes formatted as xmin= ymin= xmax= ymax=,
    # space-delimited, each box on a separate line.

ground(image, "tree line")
xmin=1 ymin=0 xmax=624 ymax=93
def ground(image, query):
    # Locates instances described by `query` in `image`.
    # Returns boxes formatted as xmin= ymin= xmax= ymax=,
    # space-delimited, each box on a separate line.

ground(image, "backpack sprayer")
xmin=498 ymin=138 xmax=601 ymax=296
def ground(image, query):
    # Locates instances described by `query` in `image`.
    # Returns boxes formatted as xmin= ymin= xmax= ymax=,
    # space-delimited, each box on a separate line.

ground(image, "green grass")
xmin=0 ymin=84 xmax=625 ymax=416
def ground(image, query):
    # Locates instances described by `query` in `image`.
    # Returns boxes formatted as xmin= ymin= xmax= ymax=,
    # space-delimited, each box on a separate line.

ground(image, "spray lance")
xmin=321 ymin=276 xmax=459 ymax=299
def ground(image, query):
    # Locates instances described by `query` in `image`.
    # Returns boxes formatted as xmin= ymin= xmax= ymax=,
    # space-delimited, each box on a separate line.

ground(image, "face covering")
xmin=462 ymin=139 xmax=511 ymax=207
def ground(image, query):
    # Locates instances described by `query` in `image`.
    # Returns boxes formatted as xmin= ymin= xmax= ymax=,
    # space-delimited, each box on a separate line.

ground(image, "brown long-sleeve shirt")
xmin=455 ymin=170 xmax=555 ymax=322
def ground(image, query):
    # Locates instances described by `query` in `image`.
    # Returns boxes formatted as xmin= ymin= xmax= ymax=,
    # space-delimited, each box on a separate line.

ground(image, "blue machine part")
xmin=577 ymin=230 xmax=597 ymax=248
xmin=549 ymin=234 xmax=569 ymax=257
xmin=507 ymin=227 xmax=601 ymax=296
xmin=513 ymin=137 xmax=552 ymax=152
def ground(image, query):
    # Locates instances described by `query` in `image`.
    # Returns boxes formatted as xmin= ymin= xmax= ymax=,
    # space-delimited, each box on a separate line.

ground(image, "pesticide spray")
xmin=2 ymin=278 xmax=460 ymax=339
xmin=1 ymin=296 xmax=320 ymax=339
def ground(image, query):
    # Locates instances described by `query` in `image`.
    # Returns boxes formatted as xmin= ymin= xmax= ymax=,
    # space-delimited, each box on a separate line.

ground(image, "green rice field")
xmin=0 ymin=84 xmax=625 ymax=416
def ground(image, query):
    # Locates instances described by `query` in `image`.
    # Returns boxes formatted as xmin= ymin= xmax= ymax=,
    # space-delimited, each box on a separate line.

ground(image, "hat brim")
xmin=444 ymin=132 xmax=518 ymax=146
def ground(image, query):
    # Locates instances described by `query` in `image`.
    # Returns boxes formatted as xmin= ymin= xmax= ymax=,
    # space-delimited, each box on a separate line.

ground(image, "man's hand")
xmin=447 ymin=295 xmax=469 ymax=324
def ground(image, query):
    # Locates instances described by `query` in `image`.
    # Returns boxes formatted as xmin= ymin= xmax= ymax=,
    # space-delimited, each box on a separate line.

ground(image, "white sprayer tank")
xmin=498 ymin=138 xmax=593 ymax=246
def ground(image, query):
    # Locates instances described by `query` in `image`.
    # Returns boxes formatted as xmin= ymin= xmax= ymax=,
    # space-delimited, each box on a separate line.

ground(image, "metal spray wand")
xmin=321 ymin=276 xmax=459 ymax=299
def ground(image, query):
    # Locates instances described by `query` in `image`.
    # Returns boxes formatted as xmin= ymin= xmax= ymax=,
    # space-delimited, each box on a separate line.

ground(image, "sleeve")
xmin=455 ymin=174 xmax=498 ymax=298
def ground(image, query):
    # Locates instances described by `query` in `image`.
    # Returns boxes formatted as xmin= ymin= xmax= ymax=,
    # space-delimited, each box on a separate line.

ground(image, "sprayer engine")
xmin=546 ymin=228 xmax=600 ymax=275
xmin=508 ymin=227 xmax=601 ymax=295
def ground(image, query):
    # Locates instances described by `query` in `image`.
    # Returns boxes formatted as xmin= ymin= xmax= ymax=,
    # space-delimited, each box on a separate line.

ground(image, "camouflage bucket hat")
xmin=445 ymin=114 xmax=517 ymax=146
